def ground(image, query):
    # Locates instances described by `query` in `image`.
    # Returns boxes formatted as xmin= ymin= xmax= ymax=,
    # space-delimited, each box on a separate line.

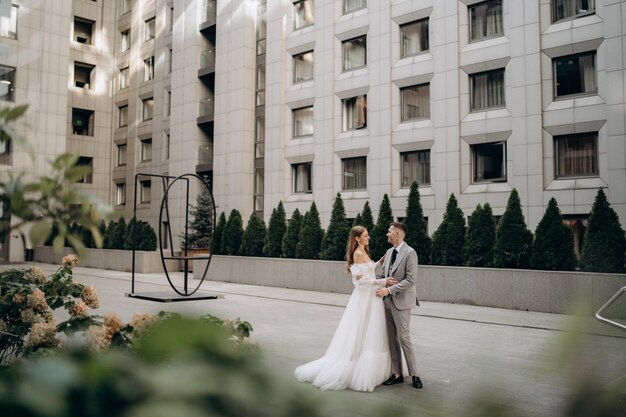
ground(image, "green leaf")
xmin=30 ymin=220 xmax=52 ymax=247
xmin=66 ymin=234 xmax=86 ymax=258
xmin=52 ymin=234 xmax=66 ymax=252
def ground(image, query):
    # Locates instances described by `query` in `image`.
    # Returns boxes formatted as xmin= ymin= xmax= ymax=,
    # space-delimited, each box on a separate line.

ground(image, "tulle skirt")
xmin=295 ymin=284 xmax=391 ymax=392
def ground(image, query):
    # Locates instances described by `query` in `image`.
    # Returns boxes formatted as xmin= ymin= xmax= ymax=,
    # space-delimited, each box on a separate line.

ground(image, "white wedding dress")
xmin=294 ymin=261 xmax=391 ymax=392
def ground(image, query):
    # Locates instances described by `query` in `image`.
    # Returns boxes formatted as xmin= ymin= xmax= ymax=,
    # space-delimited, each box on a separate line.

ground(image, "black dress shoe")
xmin=412 ymin=376 xmax=423 ymax=389
xmin=382 ymin=375 xmax=404 ymax=385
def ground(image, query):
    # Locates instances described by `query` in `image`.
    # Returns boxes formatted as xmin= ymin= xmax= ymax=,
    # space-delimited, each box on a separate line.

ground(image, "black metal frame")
xmin=126 ymin=173 xmax=218 ymax=302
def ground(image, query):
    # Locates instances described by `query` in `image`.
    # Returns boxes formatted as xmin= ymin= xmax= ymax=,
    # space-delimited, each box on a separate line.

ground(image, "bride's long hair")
xmin=346 ymin=226 xmax=370 ymax=273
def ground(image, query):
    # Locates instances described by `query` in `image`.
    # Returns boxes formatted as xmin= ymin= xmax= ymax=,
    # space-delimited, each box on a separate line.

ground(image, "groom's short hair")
xmin=391 ymin=222 xmax=406 ymax=234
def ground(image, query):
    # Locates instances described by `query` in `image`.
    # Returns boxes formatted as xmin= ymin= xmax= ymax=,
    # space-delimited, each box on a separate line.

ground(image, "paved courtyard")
xmin=6 ymin=262 xmax=626 ymax=417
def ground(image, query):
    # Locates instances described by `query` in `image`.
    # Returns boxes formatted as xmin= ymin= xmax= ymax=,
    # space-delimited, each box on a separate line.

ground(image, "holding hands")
xmin=376 ymin=277 xmax=397 ymax=298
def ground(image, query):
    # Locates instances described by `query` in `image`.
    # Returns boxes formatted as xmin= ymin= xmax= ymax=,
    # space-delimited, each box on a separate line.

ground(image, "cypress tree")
xmin=296 ymin=202 xmax=324 ymax=259
xmin=211 ymin=212 xmax=226 ymax=255
xmin=493 ymin=189 xmax=533 ymax=268
xmin=579 ymin=189 xmax=626 ymax=273
xmin=352 ymin=213 xmax=363 ymax=227
xmin=186 ymin=187 xmax=214 ymax=249
xmin=530 ymin=198 xmax=576 ymax=271
xmin=429 ymin=194 xmax=465 ymax=266
xmin=361 ymin=201 xmax=374 ymax=232
xmin=103 ymin=219 xmax=117 ymax=249
xmin=264 ymin=201 xmax=286 ymax=257
xmin=282 ymin=208 xmax=302 ymax=258
xmin=370 ymin=194 xmax=393 ymax=260
xmin=464 ymin=204 xmax=496 ymax=267
xmin=221 ymin=209 xmax=243 ymax=256
xmin=322 ymin=193 xmax=350 ymax=260
xmin=110 ymin=217 xmax=127 ymax=250
xmin=124 ymin=217 xmax=139 ymax=250
xmin=97 ymin=219 xmax=107 ymax=248
xmin=240 ymin=212 xmax=267 ymax=257
xmin=404 ymin=181 xmax=431 ymax=264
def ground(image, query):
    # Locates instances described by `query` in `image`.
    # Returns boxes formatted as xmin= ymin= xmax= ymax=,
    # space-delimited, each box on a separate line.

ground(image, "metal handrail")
xmin=595 ymin=286 xmax=626 ymax=330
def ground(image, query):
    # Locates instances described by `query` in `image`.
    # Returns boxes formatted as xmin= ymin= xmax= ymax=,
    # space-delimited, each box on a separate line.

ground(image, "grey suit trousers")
xmin=384 ymin=298 xmax=418 ymax=376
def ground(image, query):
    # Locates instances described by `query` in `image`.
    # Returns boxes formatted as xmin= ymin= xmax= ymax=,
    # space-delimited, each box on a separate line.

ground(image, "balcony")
xmin=197 ymin=96 xmax=214 ymax=124
xmin=196 ymin=144 xmax=213 ymax=173
xmin=198 ymin=48 xmax=215 ymax=77
xmin=199 ymin=0 xmax=216 ymax=31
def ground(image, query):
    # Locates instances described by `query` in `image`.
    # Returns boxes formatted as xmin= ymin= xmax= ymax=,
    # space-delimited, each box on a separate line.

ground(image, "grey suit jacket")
xmin=376 ymin=243 xmax=419 ymax=310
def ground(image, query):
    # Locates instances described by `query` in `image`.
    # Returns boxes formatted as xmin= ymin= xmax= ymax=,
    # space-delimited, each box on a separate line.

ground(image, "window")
xmin=72 ymin=108 xmax=94 ymax=136
xmin=555 ymin=133 xmax=598 ymax=178
xmin=120 ymin=0 xmax=131 ymax=15
xmin=401 ymin=19 xmax=429 ymax=57
xmin=165 ymin=133 xmax=170 ymax=160
xmin=256 ymin=8 xmax=266 ymax=55
xmin=342 ymin=36 xmax=366 ymax=71
xmin=166 ymin=90 xmax=171 ymax=116
xmin=293 ymin=106 xmax=314 ymax=137
xmin=142 ymin=98 xmax=153 ymax=121
xmin=0 ymin=4 xmax=18 ymax=39
xmin=120 ymin=29 xmax=130 ymax=52
xmin=0 ymin=138 xmax=10 ymax=156
xmin=343 ymin=95 xmax=367 ymax=131
xmin=119 ymin=67 xmax=129 ymax=89
xmin=470 ymin=69 xmax=504 ymax=111
xmin=293 ymin=51 xmax=313 ymax=83
xmin=401 ymin=84 xmax=430 ymax=121
xmin=144 ymin=56 xmax=155 ymax=81
xmin=469 ymin=0 xmax=503 ymax=42
xmin=74 ymin=17 xmax=94 ymax=44
xmin=118 ymin=105 xmax=128 ymax=127
xmin=343 ymin=0 xmax=366 ymax=14
xmin=140 ymin=138 xmax=152 ymax=162
xmin=401 ymin=150 xmax=430 ymax=187
xmin=342 ymin=157 xmax=367 ymax=190
xmin=167 ymin=5 xmax=174 ymax=32
xmin=293 ymin=0 xmax=314 ymax=30
xmin=117 ymin=144 xmax=127 ymax=166
xmin=76 ymin=157 xmax=93 ymax=184
xmin=140 ymin=180 xmax=151 ymax=204
xmin=553 ymin=0 xmax=595 ymax=22
xmin=166 ymin=48 xmax=172 ymax=74
xmin=255 ymin=115 xmax=265 ymax=158
xmin=116 ymin=183 xmax=126 ymax=205
xmin=256 ymin=64 xmax=265 ymax=106
xmin=74 ymin=62 xmax=94 ymax=89
xmin=0 ymin=66 xmax=16 ymax=102
xmin=472 ymin=142 xmax=506 ymax=182
xmin=145 ymin=17 xmax=155 ymax=41
xmin=554 ymin=52 xmax=596 ymax=98
xmin=254 ymin=168 xmax=264 ymax=212
xmin=293 ymin=163 xmax=312 ymax=193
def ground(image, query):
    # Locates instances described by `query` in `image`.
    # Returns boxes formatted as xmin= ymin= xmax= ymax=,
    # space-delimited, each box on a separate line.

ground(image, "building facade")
xmin=0 ymin=0 xmax=624 ymax=261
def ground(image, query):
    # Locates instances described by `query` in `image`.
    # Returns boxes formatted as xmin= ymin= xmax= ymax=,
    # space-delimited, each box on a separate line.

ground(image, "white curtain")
xmin=555 ymin=0 xmax=595 ymax=21
xmin=294 ymin=107 xmax=314 ymax=137
xmin=557 ymin=135 xmax=597 ymax=176
xmin=402 ymin=151 xmax=430 ymax=187
xmin=471 ymin=0 xmax=502 ymax=40
xmin=294 ymin=164 xmax=312 ymax=193
xmin=343 ymin=158 xmax=366 ymax=190
xmin=294 ymin=0 xmax=314 ymax=28
xmin=343 ymin=37 xmax=366 ymax=70
xmin=294 ymin=52 xmax=314 ymax=82
xmin=402 ymin=85 xmax=430 ymax=120
xmin=472 ymin=71 xmax=504 ymax=110
xmin=579 ymin=54 xmax=596 ymax=93
xmin=402 ymin=20 xmax=428 ymax=56
xmin=344 ymin=0 xmax=366 ymax=13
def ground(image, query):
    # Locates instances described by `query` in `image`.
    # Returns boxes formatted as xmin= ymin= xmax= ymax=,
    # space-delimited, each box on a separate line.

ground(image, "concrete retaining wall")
xmin=34 ymin=246 xmax=178 ymax=273
xmin=195 ymin=255 xmax=626 ymax=317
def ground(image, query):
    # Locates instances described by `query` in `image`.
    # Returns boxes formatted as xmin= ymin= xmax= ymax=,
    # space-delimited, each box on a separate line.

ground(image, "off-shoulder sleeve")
xmin=349 ymin=264 xmax=372 ymax=287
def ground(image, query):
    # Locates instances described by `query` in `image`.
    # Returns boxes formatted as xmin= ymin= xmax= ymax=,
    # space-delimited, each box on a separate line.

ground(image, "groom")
xmin=375 ymin=222 xmax=423 ymax=389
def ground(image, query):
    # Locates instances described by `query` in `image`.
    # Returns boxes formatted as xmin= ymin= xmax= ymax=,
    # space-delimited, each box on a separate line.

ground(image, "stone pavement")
xmin=5 ymin=263 xmax=626 ymax=417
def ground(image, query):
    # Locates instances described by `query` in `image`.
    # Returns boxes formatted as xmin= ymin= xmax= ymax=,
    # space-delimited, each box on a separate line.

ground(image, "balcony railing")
xmin=198 ymin=144 xmax=213 ymax=165
xmin=198 ymin=96 xmax=214 ymax=118
xmin=200 ymin=48 xmax=215 ymax=70
xmin=202 ymin=0 xmax=216 ymax=26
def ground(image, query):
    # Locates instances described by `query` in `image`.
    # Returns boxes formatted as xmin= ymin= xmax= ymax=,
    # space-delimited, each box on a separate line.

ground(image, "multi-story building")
xmin=0 ymin=0 xmax=625 ymax=261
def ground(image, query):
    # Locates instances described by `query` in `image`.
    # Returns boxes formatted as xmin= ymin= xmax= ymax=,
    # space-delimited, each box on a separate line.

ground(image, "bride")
xmin=294 ymin=226 xmax=396 ymax=392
